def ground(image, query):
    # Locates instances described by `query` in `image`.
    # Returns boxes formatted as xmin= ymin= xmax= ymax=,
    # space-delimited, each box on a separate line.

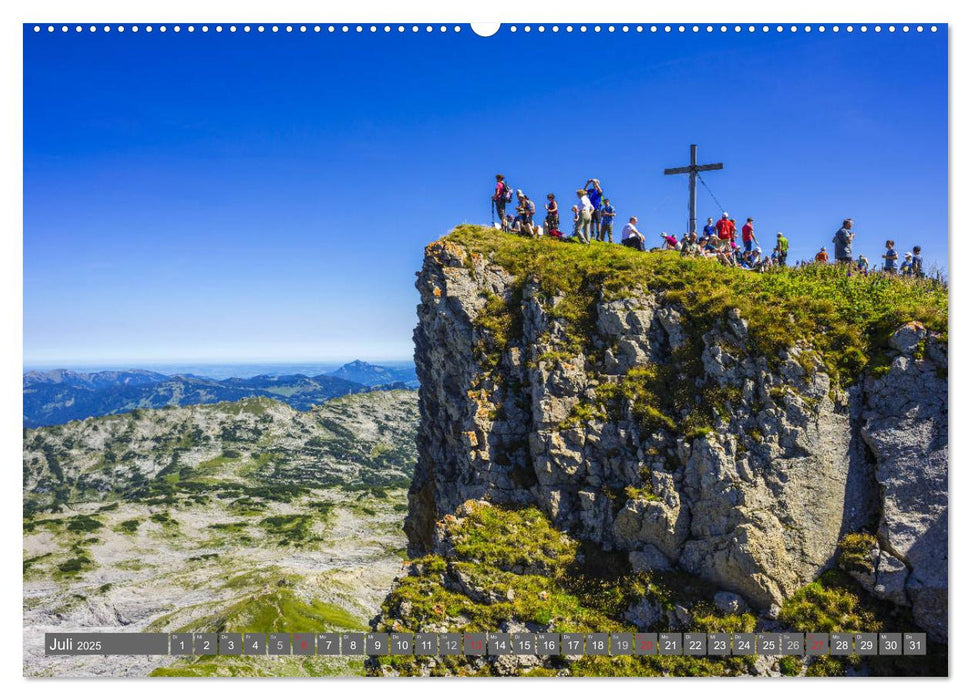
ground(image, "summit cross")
xmin=663 ymin=144 xmax=724 ymax=235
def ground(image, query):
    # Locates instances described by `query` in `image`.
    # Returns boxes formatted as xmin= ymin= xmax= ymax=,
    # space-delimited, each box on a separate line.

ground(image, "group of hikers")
xmin=491 ymin=175 xmax=927 ymax=277
xmin=810 ymin=219 xmax=925 ymax=277
xmin=492 ymin=175 xmax=619 ymax=244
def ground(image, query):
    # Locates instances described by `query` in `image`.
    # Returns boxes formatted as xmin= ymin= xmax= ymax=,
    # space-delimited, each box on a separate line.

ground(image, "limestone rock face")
xmin=861 ymin=326 xmax=948 ymax=641
xmin=407 ymin=239 xmax=947 ymax=641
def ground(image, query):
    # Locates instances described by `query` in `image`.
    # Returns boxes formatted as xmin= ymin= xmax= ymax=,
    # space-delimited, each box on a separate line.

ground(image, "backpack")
xmin=502 ymin=183 xmax=513 ymax=202
xmin=526 ymin=199 xmax=536 ymax=215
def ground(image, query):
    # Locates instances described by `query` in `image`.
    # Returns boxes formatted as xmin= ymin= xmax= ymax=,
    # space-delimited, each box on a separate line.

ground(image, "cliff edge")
xmin=383 ymin=226 xmax=947 ymax=676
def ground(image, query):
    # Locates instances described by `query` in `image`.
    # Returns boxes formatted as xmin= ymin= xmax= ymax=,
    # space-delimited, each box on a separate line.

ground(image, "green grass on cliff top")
xmin=443 ymin=225 xmax=947 ymax=385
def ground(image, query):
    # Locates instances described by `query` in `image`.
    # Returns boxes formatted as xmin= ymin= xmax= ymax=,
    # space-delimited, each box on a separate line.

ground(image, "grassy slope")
xmin=444 ymin=225 xmax=947 ymax=385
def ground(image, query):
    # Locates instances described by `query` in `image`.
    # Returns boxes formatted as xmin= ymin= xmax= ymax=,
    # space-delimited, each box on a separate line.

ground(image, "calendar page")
xmin=20 ymin=11 xmax=949 ymax=681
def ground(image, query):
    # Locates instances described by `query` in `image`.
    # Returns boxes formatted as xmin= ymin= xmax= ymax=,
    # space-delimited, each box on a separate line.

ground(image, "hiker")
xmin=516 ymin=190 xmax=537 ymax=236
xmin=882 ymin=240 xmax=898 ymax=273
xmin=570 ymin=205 xmax=581 ymax=240
xmin=776 ymin=232 xmax=789 ymax=266
xmin=728 ymin=218 xmax=738 ymax=246
xmin=900 ymin=252 xmax=915 ymax=276
xmin=576 ymin=189 xmax=593 ymax=244
xmin=734 ymin=245 xmax=746 ymax=267
xmin=741 ymin=217 xmax=758 ymax=253
xmin=514 ymin=190 xmax=526 ymax=228
xmin=545 ymin=193 xmax=560 ymax=235
xmin=717 ymin=244 xmax=737 ymax=267
xmin=715 ymin=213 xmax=733 ymax=248
xmin=600 ymin=198 xmax=616 ymax=243
xmin=682 ymin=233 xmax=700 ymax=257
xmin=584 ymin=178 xmax=604 ymax=240
xmin=620 ymin=216 xmax=646 ymax=251
xmin=815 ymin=247 xmax=830 ymax=263
xmin=833 ymin=218 xmax=854 ymax=263
xmin=493 ymin=175 xmax=512 ymax=230
xmin=732 ymin=246 xmax=750 ymax=267
xmin=660 ymin=232 xmax=679 ymax=250
xmin=856 ymin=254 xmax=870 ymax=274
xmin=524 ymin=193 xmax=537 ymax=232
xmin=703 ymin=217 xmax=717 ymax=239
xmin=912 ymin=246 xmax=924 ymax=277
xmin=508 ymin=215 xmax=522 ymax=236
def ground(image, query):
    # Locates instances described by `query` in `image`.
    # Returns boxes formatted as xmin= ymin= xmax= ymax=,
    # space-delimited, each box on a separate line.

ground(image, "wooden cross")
xmin=664 ymin=144 xmax=724 ymax=234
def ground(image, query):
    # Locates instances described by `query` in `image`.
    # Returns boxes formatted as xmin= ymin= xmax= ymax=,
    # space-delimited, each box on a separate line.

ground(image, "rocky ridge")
xmin=378 ymin=227 xmax=947 ymax=676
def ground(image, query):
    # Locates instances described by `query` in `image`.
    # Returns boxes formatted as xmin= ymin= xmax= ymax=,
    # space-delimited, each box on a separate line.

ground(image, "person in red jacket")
xmin=741 ymin=217 xmax=758 ymax=253
xmin=715 ymin=213 xmax=732 ymax=248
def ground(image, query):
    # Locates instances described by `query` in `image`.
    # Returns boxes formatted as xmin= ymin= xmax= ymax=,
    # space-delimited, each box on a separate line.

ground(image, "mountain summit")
xmin=329 ymin=360 xmax=418 ymax=387
xmin=371 ymin=225 xmax=948 ymax=676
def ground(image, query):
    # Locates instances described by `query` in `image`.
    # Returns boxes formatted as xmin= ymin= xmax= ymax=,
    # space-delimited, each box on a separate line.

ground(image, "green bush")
xmin=806 ymin=657 xmax=846 ymax=677
xmin=258 ymin=514 xmax=317 ymax=546
xmin=66 ymin=514 xmax=103 ymax=534
xmin=119 ymin=519 xmax=141 ymax=534
xmin=778 ymin=656 xmax=802 ymax=676
xmin=150 ymin=512 xmax=175 ymax=526
xmin=58 ymin=555 xmax=91 ymax=574
xmin=443 ymin=502 xmax=576 ymax=576
xmin=779 ymin=570 xmax=883 ymax=633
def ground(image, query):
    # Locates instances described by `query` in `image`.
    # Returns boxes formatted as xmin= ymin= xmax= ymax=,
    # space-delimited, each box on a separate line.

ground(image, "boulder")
xmin=888 ymin=322 xmax=927 ymax=355
xmin=713 ymin=591 xmax=750 ymax=615
xmin=629 ymin=545 xmax=671 ymax=572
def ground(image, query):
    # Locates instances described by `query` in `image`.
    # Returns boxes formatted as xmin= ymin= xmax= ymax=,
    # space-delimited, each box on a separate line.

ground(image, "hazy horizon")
xmin=23 ymin=357 xmax=416 ymax=381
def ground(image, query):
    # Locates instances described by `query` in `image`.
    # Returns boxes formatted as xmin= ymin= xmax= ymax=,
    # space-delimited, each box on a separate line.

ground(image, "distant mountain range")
xmin=23 ymin=360 xmax=418 ymax=428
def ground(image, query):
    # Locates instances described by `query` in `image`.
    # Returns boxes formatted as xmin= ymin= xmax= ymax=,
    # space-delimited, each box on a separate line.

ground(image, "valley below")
xmin=23 ymin=390 xmax=418 ymax=677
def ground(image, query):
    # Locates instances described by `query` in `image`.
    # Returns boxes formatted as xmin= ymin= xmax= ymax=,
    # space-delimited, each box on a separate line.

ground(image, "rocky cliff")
xmin=380 ymin=226 xmax=947 ymax=676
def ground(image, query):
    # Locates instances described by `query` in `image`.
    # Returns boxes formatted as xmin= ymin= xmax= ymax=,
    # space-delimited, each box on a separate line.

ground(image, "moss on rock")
xmin=779 ymin=570 xmax=886 ymax=633
xmin=373 ymin=502 xmax=758 ymax=676
xmin=838 ymin=532 xmax=878 ymax=574
xmin=451 ymin=224 xmax=946 ymax=386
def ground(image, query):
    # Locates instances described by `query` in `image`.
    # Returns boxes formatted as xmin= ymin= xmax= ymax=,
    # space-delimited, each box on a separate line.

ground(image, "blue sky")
xmin=23 ymin=25 xmax=947 ymax=365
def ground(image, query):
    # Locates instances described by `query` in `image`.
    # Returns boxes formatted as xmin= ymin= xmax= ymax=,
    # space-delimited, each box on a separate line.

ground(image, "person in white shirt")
xmin=621 ymin=216 xmax=646 ymax=252
xmin=575 ymin=189 xmax=593 ymax=244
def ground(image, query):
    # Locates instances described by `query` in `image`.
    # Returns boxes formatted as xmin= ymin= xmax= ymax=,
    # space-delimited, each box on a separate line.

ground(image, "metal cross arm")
xmin=663 ymin=163 xmax=724 ymax=175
